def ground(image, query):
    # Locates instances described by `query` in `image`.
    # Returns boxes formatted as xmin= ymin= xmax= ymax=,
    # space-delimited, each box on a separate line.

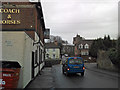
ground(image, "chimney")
xmin=54 ymin=40 xmax=58 ymax=45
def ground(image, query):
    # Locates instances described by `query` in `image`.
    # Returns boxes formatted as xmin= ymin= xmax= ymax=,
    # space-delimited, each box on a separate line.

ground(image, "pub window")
xmin=35 ymin=50 xmax=37 ymax=64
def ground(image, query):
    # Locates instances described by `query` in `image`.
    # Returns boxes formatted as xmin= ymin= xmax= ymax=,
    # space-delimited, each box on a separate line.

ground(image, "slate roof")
xmin=78 ymin=39 xmax=94 ymax=46
xmin=45 ymin=43 xmax=60 ymax=48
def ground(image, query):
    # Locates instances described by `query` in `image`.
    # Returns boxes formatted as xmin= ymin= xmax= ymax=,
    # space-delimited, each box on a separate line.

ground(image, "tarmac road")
xmin=52 ymin=64 xmax=118 ymax=88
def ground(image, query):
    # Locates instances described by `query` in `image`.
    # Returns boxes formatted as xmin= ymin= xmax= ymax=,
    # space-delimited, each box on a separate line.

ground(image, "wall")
xmin=23 ymin=33 xmax=34 ymax=88
xmin=2 ymin=5 xmax=35 ymax=31
xmin=2 ymin=31 xmax=25 ymax=88
xmin=97 ymin=50 xmax=118 ymax=71
xmin=62 ymin=45 xmax=74 ymax=56
xmin=1 ymin=31 xmax=34 ymax=88
xmin=2 ymin=31 xmax=25 ymax=66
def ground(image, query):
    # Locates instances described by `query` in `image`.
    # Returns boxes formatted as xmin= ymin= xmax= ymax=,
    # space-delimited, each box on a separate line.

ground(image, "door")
xmin=32 ymin=51 xmax=34 ymax=79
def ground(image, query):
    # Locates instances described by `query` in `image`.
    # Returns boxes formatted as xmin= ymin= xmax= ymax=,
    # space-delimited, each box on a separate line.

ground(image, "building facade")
xmin=73 ymin=34 xmax=94 ymax=61
xmin=0 ymin=2 xmax=47 ymax=88
xmin=61 ymin=44 xmax=74 ymax=57
xmin=45 ymin=43 xmax=61 ymax=60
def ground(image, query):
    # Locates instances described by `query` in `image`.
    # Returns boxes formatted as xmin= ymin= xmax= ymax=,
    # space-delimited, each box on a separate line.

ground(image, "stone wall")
xmin=97 ymin=50 xmax=118 ymax=72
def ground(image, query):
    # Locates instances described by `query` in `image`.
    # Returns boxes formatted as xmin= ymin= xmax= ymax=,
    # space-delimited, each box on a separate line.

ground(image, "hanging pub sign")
xmin=0 ymin=8 xmax=21 ymax=25
xmin=44 ymin=28 xmax=50 ymax=39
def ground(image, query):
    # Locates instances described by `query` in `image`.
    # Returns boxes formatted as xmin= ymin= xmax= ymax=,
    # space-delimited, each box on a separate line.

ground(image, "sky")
xmin=41 ymin=0 xmax=119 ymax=44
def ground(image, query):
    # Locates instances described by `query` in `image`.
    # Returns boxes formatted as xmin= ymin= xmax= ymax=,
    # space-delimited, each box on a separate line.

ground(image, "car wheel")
xmin=81 ymin=72 xmax=84 ymax=76
xmin=66 ymin=71 xmax=69 ymax=76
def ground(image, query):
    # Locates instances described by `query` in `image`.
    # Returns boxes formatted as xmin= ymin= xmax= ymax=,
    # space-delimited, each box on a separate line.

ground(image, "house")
xmin=44 ymin=42 xmax=61 ymax=66
xmin=73 ymin=34 xmax=94 ymax=61
xmin=0 ymin=2 xmax=49 ymax=88
xmin=45 ymin=43 xmax=61 ymax=60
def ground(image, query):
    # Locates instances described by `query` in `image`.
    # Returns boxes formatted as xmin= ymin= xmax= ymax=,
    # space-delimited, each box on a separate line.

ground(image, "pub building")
xmin=0 ymin=2 xmax=49 ymax=88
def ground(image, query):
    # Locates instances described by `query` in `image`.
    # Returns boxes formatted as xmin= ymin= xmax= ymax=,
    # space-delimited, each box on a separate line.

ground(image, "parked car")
xmin=62 ymin=57 xmax=85 ymax=76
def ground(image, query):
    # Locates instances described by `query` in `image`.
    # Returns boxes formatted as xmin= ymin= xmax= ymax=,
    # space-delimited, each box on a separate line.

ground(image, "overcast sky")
xmin=41 ymin=0 xmax=119 ymax=44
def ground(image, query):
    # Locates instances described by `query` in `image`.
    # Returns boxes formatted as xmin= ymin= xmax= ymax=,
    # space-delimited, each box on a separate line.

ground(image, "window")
xmin=53 ymin=54 xmax=55 ymax=58
xmin=46 ymin=49 xmax=49 ymax=52
xmin=85 ymin=44 xmax=89 ymax=49
xmin=35 ymin=50 xmax=38 ymax=64
xmin=46 ymin=53 xmax=49 ymax=59
xmin=53 ymin=48 xmax=55 ymax=52
xmin=79 ymin=44 xmax=83 ymax=49
xmin=81 ymin=51 xmax=89 ymax=55
xmin=69 ymin=59 xmax=83 ymax=64
xmin=85 ymin=51 xmax=89 ymax=55
xmin=81 ymin=52 xmax=85 ymax=55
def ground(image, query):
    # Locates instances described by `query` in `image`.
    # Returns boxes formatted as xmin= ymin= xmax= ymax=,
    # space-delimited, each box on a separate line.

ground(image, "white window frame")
xmin=79 ymin=44 xmax=83 ymax=49
xmin=53 ymin=54 xmax=56 ymax=58
xmin=85 ymin=44 xmax=89 ymax=49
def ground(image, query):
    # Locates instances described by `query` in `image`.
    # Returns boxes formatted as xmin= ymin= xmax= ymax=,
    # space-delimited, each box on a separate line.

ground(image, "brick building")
xmin=73 ymin=34 xmax=94 ymax=61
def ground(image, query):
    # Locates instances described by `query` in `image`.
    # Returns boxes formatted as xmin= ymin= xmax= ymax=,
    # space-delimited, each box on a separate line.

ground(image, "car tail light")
xmin=67 ymin=68 xmax=70 ymax=71
xmin=83 ymin=67 xmax=85 ymax=70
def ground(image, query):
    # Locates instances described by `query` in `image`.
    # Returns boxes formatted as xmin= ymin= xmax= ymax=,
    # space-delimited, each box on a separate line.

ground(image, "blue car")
xmin=62 ymin=57 xmax=85 ymax=76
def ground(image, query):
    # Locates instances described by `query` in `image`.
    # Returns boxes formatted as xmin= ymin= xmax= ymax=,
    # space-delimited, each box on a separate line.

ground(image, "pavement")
xmin=25 ymin=67 xmax=54 ymax=89
xmin=25 ymin=63 xmax=119 ymax=89
xmin=85 ymin=63 xmax=120 ymax=78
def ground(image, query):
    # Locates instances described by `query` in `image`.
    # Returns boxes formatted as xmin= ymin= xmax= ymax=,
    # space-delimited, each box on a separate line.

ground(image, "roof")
xmin=3 ymin=4 xmax=35 ymax=8
xmin=78 ymin=39 xmax=94 ymax=46
xmin=45 ymin=43 xmax=60 ymax=48
xmin=62 ymin=43 xmax=74 ymax=46
xmin=67 ymin=57 xmax=83 ymax=60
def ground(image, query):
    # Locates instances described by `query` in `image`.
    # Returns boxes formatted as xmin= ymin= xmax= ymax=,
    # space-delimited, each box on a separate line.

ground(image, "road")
xmin=52 ymin=64 xmax=118 ymax=88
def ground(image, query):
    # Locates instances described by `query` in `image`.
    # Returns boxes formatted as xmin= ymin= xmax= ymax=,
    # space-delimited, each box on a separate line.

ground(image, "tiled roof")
xmin=45 ymin=43 xmax=60 ymax=48
xmin=78 ymin=39 xmax=94 ymax=46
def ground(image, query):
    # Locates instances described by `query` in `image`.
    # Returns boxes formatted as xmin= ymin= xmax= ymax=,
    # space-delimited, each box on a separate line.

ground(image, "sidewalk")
xmin=25 ymin=67 xmax=54 ymax=89
xmin=85 ymin=63 xmax=120 ymax=78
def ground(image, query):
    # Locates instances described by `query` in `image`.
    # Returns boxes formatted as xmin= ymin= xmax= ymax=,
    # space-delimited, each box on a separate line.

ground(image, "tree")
xmin=103 ymin=35 xmax=112 ymax=50
xmin=108 ymin=48 xmax=118 ymax=65
xmin=89 ymin=35 xmax=113 ymax=58
xmin=97 ymin=38 xmax=105 ymax=50
xmin=107 ymin=37 xmax=120 ymax=68
xmin=118 ymin=37 xmax=120 ymax=67
xmin=89 ymin=40 xmax=98 ymax=58
xmin=46 ymin=35 xmax=62 ymax=43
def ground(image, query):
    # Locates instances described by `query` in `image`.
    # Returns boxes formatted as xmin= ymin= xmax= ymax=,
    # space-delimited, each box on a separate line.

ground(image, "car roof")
xmin=67 ymin=57 xmax=83 ymax=60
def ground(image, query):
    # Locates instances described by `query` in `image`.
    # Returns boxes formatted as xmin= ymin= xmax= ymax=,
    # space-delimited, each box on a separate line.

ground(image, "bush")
xmin=108 ymin=48 xmax=118 ymax=66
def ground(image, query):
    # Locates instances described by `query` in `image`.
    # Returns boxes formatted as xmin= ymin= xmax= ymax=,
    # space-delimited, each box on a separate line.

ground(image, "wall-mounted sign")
xmin=0 ymin=8 xmax=20 ymax=13
xmin=0 ymin=8 xmax=21 ymax=25
xmin=1 ymin=5 xmax=35 ymax=31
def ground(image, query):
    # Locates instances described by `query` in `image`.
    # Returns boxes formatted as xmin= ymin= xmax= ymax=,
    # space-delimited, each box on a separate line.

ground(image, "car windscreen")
xmin=69 ymin=59 xmax=83 ymax=64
